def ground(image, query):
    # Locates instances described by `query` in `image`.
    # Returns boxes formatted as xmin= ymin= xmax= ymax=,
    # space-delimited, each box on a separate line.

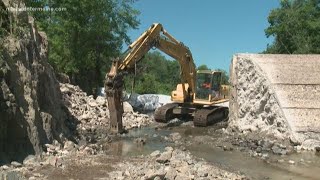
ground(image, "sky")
xmin=125 ymin=0 xmax=280 ymax=72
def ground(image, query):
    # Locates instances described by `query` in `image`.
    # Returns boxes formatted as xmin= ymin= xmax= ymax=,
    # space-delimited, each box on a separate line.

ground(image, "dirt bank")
xmin=0 ymin=0 xmax=70 ymax=163
xmin=0 ymin=0 xmax=153 ymax=166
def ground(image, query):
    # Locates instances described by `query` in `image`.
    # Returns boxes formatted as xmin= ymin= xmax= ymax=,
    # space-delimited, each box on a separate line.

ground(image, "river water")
xmin=106 ymin=125 xmax=320 ymax=180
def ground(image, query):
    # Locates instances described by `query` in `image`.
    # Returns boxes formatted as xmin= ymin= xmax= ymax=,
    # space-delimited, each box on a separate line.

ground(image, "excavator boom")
xmin=105 ymin=23 xmax=229 ymax=133
xmin=105 ymin=23 xmax=197 ymax=133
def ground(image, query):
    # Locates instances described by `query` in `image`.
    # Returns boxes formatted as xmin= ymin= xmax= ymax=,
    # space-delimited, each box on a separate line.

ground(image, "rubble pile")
xmin=60 ymin=83 xmax=109 ymax=128
xmin=122 ymin=112 xmax=152 ymax=129
xmin=0 ymin=139 xmax=110 ymax=180
xmin=108 ymin=147 xmax=245 ymax=179
xmin=60 ymin=83 xmax=153 ymax=131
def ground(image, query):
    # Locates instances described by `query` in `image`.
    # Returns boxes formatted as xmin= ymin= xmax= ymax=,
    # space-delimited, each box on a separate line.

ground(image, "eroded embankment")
xmin=229 ymin=54 xmax=320 ymax=149
xmin=0 ymin=0 xmax=152 ymax=164
xmin=0 ymin=0 xmax=70 ymax=163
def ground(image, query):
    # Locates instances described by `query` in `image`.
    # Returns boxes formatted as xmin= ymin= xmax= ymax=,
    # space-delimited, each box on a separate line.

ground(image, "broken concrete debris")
xmin=60 ymin=83 xmax=153 ymax=131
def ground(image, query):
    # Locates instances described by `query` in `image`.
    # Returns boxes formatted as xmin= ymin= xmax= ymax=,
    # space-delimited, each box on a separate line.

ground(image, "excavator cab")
xmin=194 ymin=70 xmax=223 ymax=103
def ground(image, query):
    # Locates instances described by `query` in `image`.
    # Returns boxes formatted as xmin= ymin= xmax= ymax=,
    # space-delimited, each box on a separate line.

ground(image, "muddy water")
xmin=188 ymin=144 xmax=320 ymax=180
xmin=108 ymin=125 xmax=320 ymax=180
xmin=105 ymin=127 xmax=172 ymax=156
xmin=174 ymin=126 xmax=320 ymax=180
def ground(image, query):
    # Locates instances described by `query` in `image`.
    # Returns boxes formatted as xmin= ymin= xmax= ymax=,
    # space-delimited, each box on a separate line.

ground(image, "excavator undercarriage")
xmin=154 ymin=103 xmax=229 ymax=126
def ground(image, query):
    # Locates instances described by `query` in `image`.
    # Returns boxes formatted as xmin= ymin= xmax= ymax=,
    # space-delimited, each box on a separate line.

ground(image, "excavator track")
xmin=193 ymin=106 xmax=229 ymax=127
xmin=154 ymin=103 xmax=178 ymax=123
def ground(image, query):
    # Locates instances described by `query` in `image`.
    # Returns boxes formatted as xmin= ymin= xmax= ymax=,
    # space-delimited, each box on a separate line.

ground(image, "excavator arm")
xmin=105 ymin=23 xmax=196 ymax=133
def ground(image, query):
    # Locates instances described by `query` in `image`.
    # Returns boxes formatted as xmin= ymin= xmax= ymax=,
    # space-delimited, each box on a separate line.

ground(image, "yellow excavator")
xmin=105 ymin=23 xmax=229 ymax=133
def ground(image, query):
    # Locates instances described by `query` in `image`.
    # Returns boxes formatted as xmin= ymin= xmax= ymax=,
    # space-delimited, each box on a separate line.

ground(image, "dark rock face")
xmin=0 ymin=0 xmax=69 ymax=163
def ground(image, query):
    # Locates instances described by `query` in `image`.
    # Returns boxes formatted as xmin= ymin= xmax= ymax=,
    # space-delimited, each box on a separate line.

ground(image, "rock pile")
xmin=0 ymin=137 xmax=109 ymax=180
xmin=122 ymin=112 xmax=152 ymax=129
xmin=60 ymin=83 xmax=153 ymax=131
xmin=60 ymin=83 xmax=109 ymax=128
xmin=108 ymin=147 xmax=245 ymax=180
xmin=231 ymin=136 xmax=294 ymax=159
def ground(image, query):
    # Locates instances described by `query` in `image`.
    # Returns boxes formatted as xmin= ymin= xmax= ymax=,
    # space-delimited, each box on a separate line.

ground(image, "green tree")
xmin=197 ymin=64 xmax=209 ymax=70
xmin=0 ymin=1 xmax=9 ymax=38
xmin=197 ymin=64 xmax=229 ymax=85
xmin=26 ymin=0 xmax=140 ymax=93
xmin=265 ymin=0 xmax=320 ymax=54
xmin=134 ymin=73 xmax=158 ymax=94
xmin=215 ymin=68 xmax=229 ymax=85
xmin=124 ymin=51 xmax=180 ymax=95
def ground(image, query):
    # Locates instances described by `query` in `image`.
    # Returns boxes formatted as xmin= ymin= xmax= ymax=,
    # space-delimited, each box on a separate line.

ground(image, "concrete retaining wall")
xmin=230 ymin=54 xmax=320 ymax=149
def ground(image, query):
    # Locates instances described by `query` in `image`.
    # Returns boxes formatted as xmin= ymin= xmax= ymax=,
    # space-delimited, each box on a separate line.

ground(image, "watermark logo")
xmin=6 ymin=6 xmax=67 ymax=12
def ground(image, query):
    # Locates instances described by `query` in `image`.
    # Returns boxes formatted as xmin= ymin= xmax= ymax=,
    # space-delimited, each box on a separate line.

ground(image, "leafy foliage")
xmin=215 ymin=68 xmax=229 ymax=85
xmin=197 ymin=64 xmax=209 ymax=70
xmin=0 ymin=1 xmax=9 ymax=39
xmin=265 ymin=0 xmax=320 ymax=53
xmin=124 ymin=51 xmax=180 ymax=95
xmin=197 ymin=64 xmax=229 ymax=85
xmin=25 ymin=0 xmax=140 ymax=93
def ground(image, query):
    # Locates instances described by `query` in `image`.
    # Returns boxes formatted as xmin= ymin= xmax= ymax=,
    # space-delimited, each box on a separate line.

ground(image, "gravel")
xmin=108 ymin=147 xmax=245 ymax=180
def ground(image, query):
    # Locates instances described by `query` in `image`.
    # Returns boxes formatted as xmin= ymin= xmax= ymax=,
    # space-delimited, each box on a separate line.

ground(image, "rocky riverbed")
xmin=108 ymin=147 xmax=245 ymax=180
xmin=158 ymin=119 xmax=320 ymax=180
xmin=2 ymin=116 xmax=320 ymax=180
xmin=0 ymin=135 xmax=246 ymax=180
xmin=2 ymin=0 xmax=320 ymax=179
xmin=0 ymin=82 xmax=247 ymax=180
xmin=1 ymin=80 xmax=319 ymax=180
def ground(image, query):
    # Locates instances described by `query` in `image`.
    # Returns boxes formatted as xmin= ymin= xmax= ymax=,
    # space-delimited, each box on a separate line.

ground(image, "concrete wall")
xmin=230 ymin=54 xmax=320 ymax=149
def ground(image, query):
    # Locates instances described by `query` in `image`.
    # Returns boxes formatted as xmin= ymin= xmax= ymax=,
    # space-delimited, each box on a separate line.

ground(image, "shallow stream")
xmin=107 ymin=125 xmax=320 ymax=180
